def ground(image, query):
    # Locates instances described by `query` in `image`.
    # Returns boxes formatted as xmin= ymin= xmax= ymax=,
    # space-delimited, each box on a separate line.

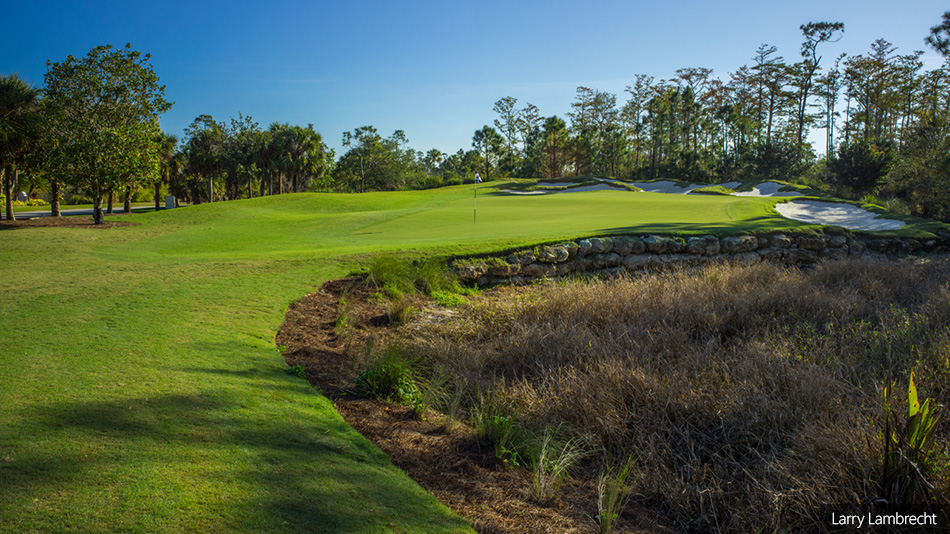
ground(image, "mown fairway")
xmin=0 ymin=183 xmax=865 ymax=532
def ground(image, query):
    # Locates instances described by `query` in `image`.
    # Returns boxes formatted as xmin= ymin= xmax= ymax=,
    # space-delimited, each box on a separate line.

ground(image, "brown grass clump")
xmin=403 ymin=259 xmax=950 ymax=532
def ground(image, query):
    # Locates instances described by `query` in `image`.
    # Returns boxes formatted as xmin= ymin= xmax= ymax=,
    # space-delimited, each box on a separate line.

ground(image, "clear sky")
xmin=2 ymin=0 xmax=947 ymax=157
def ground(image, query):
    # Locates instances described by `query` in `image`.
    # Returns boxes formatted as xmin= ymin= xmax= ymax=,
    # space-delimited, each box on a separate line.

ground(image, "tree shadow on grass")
xmin=3 ymin=386 xmax=471 ymax=533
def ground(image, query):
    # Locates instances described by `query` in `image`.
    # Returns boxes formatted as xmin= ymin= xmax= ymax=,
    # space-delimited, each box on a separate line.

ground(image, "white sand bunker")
xmin=498 ymin=189 xmax=548 ymax=195
xmin=632 ymin=181 xmax=703 ymax=194
xmin=776 ymin=201 xmax=905 ymax=231
xmin=561 ymin=183 xmax=623 ymax=192
xmin=734 ymin=181 xmax=805 ymax=197
xmin=632 ymin=181 xmax=741 ymax=194
xmin=500 ymin=180 xmax=628 ymax=195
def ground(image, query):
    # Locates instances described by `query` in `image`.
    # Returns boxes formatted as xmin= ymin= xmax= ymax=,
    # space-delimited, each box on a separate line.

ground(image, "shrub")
xmin=355 ymin=344 xmax=419 ymax=405
xmin=880 ymin=372 xmax=945 ymax=510
xmin=386 ymin=293 xmax=416 ymax=326
xmin=367 ymin=256 xmax=415 ymax=295
xmin=597 ymin=453 xmax=638 ymax=533
xmin=529 ymin=430 xmax=586 ymax=504
xmin=830 ymin=138 xmax=895 ymax=196
xmin=470 ymin=392 xmax=527 ymax=466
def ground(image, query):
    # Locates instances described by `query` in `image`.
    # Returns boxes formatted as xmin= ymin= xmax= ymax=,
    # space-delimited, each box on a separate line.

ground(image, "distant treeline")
xmin=4 ymin=15 xmax=950 ymax=223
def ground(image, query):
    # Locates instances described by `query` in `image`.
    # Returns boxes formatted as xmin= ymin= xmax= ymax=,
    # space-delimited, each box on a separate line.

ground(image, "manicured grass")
xmin=0 ymin=182 xmax=942 ymax=533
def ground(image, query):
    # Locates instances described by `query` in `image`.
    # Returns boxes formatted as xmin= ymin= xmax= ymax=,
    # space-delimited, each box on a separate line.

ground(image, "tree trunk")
xmin=50 ymin=178 xmax=61 ymax=216
xmin=123 ymin=186 xmax=132 ymax=213
xmin=107 ymin=190 xmax=114 ymax=214
xmin=93 ymin=194 xmax=104 ymax=225
xmin=154 ymin=181 xmax=161 ymax=211
xmin=3 ymin=165 xmax=14 ymax=221
xmin=208 ymin=175 xmax=213 ymax=203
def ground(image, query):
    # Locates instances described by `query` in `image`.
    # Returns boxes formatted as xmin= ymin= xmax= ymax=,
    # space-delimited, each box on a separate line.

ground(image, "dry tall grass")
xmin=405 ymin=259 xmax=950 ymax=532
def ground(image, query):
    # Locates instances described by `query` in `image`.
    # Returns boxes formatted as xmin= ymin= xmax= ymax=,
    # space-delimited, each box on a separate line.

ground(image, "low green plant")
xmin=597 ymin=452 xmax=638 ymax=533
xmin=368 ymin=255 xmax=416 ymax=295
xmin=411 ymin=366 xmax=448 ymax=420
xmin=355 ymin=344 xmax=419 ymax=405
xmin=382 ymin=282 xmax=404 ymax=301
xmin=387 ymin=293 xmax=416 ymax=325
xmin=880 ymin=371 xmax=943 ymax=509
xmin=431 ymin=290 xmax=466 ymax=307
xmin=414 ymin=258 xmax=458 ymax=294
xmin=471 ymin=392 xmax=525 ymax=466
xmin=284 ymin=364 xmax=306 ymax=378
xmin=442 ymin=378 xmax=466 ymax=433
xmin=334 ymin=294 xmax=354 ymax=339
xmin=529 ymin=429 xmax=586 ymax=504
xmin=367 ymin=256 xmax=460 ymax=296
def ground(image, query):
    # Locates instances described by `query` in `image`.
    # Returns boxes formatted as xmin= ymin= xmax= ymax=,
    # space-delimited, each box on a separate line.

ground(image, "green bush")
xmin=355 ymin=344 xmax=419 ymax=405
xmin=880 ymin=372 xmax=944 ymax=509
xmin=471 ymin=393 xmax=528 ymax=466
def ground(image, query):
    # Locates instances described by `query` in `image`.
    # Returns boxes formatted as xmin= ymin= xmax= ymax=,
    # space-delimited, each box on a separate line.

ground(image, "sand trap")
xmin=632 ymin=181 xmax=703 ymax=194
xmin=776 ymin=201 xmax=905 ymax=231
xmin=501 ymin=180 xmax=629 ymax=195
xmin=563 ymin=183 xmax=624 ymax=192
xmin=498 ymin=189 xmax=548 ymax=195
xmin=734 ymin=182 xmax=805 ymax=197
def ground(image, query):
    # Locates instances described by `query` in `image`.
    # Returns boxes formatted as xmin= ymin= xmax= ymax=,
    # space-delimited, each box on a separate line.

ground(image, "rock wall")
xmin=454 ymin=233 xmax=949 ymax=286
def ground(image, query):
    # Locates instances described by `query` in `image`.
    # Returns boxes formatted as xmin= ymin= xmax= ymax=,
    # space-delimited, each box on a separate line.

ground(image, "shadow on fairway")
xmin=5 ymin=390 xmax=471 ymax=533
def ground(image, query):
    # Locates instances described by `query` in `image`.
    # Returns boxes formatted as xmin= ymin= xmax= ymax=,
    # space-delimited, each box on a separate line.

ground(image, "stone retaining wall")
xmin=454 ymin=233 xmax=950 ymax=286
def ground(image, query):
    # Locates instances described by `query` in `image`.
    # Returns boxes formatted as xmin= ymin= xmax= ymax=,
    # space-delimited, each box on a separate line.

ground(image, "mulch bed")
xmin=276 ymin=278 xmax=672 ymax=534
xmin=0 ymin=213 xmax=138 ymax=229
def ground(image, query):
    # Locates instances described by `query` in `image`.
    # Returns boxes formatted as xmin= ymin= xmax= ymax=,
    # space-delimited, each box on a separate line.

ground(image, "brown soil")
xmin=0 ymin=213 xmax=138 ymax=229
xmin=276 ymin=278 xmax=673 ymax=534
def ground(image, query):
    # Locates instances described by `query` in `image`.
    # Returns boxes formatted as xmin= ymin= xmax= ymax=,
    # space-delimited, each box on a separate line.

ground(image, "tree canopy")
xmin=42 ymin=44 xmax=172 ymax=223
xmin=0 ymin=73 xmax=40 ymax=221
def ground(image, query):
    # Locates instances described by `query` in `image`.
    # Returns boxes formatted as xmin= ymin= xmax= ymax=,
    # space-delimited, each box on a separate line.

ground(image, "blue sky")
xmin=2 ymin=1 xmax=947 ymax=156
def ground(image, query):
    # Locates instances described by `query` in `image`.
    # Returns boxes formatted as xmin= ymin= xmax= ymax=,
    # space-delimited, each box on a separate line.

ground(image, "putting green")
xmin=359 ymin=186 xmax=798 ymax=246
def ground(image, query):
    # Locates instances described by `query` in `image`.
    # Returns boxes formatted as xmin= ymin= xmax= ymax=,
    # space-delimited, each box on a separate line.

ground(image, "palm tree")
xmin=0 ymin=74 xmax=40 ymax=221
xmin=273 ymin=124 xmax=327 ymax=193
xmin=154 ymin=132 xmax=178 ymax=210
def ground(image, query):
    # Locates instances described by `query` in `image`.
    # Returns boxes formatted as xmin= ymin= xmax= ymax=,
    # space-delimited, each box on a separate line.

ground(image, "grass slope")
xmin=0 ymin=183 xmax=935 ymax=532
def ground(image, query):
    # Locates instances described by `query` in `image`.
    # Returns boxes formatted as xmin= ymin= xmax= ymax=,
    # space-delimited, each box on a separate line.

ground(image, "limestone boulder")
xmin=508 ymin=250 xmax=537 ymax=265
xmin=797 ymin=236 xmax=826 ymax=252
xmin=721 ymin=235 xmax=758 ymax=254
xmin=770 ymin=234 xmax=793 ymax=248
xmin=686 ymin=235 xmax=720 ymax=255
xmin=538 ymin=245 xmax=570 ymax=263
xmin=489 ymin=263 xmax=520 ymax=277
